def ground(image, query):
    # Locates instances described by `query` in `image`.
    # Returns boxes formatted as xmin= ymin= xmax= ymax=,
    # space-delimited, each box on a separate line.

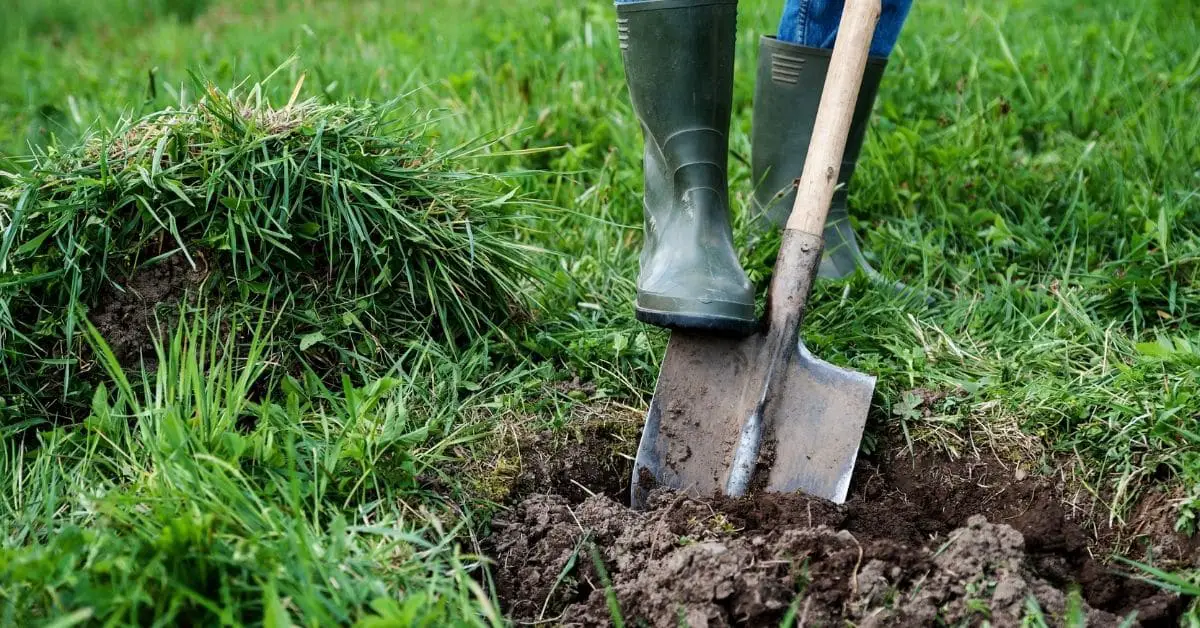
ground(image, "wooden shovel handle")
xmin=784 ymin=0 xmax=882 ymax=235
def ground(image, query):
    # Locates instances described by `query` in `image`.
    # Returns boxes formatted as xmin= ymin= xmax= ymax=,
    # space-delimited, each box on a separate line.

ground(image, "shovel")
xmin=631 ymin=0 xmax=881 ymax=508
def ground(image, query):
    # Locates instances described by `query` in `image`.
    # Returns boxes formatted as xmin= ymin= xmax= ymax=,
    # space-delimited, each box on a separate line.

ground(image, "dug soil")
xmin=91 ymin=251 xmax=209 ymax=364
xmin=489 ymin=432 xmax=1194 ymax=626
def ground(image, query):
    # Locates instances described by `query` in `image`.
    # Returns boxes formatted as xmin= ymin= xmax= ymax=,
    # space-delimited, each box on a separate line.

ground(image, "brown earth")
xmin=507 ymin=411 xmax=639 ymax=505
xmin=90 ymin=251 xmax=209 ymax=364
xmin=489 ymin=429 xmax=1194 ymax=626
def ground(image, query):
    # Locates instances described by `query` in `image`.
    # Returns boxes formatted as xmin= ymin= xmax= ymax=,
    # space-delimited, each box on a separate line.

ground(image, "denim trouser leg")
xmin=612 ymin=0 xmax=912 ymax=58
xmin=778 ymin=0 xmax=913 ymax=57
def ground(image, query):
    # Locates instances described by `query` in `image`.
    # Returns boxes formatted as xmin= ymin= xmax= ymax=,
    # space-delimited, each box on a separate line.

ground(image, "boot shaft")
xmin=617 ymin=0 xmax=738 ymax=144
xmin=618 ymin=0 xmax=738 ymax=216
xmin=751 ymin=36 xmax=887 ymax=227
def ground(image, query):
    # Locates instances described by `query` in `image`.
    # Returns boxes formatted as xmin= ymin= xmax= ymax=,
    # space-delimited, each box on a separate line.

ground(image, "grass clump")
xmin=0 ymin=311 xmax=499 ymax=626
xmin=1 ymin=79 xmax=539 ymax=419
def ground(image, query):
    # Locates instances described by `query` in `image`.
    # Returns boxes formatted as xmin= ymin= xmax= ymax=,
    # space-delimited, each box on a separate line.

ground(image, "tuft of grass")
xmin=0 ymin=307 xmax=502 ymax=626
xmin=589 ymin=543 xmax=626 ymax=628
xmin=1 ymin=77 xmax=540 ymax=419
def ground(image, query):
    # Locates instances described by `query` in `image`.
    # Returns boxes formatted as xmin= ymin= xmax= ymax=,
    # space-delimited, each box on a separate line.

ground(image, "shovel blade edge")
xmin=763 ymin=341 xmax=876 ymax=504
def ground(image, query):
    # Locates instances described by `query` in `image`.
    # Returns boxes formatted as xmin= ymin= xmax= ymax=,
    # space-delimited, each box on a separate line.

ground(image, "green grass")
xmin=1 ymin=79 xmax=540 ymax=423
xmin=0 ymin=0 xmax=213 ymax=53
xmin=2 ymin=0 xmax=1199 ymax=624
xmin=2 ymin=310 xmax=502 ymax=625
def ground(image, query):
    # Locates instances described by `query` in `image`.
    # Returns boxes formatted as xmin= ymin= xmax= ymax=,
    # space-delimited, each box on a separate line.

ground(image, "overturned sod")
xmin=1 ymin=83 xmax=539 ymax=419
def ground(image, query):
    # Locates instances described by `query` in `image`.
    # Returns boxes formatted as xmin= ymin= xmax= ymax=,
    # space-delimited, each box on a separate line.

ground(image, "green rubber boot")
xmin=618 ymin=0 xmax=757 ymax=336
xmin=750 ymin=36 xmax=894 ymax=284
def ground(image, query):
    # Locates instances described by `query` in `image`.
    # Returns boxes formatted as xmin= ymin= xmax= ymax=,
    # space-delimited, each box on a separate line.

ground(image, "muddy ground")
xmin=489 ymin=429 xmax=1196 ymax=626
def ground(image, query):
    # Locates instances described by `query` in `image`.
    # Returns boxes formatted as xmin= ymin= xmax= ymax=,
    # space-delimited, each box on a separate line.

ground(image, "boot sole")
xmin=636 ymin=307 xmax=760 ymax=338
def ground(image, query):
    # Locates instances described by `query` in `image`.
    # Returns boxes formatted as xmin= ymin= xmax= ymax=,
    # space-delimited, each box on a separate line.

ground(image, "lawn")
xmin=1 ymin=0 xmax=1198 ymax=625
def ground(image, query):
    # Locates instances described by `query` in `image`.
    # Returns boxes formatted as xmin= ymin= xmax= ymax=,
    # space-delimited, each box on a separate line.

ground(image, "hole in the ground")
xmin=488 ymin=430 xmax=1192 ymax=626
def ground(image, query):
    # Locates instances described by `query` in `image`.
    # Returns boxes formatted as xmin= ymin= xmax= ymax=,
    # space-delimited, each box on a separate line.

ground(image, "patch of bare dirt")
xmin=510 ymin=418 xmax=636 ymax=505
xmin=90 ymin=252 xmax=208 ymax=364
xmin=492 ymin=492 xmax=1131 ymax=626
xmin=848 ymin=444 xmax=1186 ymax=622
xmin=488 ymin=432 xmax=1192 ymax=626
xmin=1124 ymin=487 xmax=1200 ymax=567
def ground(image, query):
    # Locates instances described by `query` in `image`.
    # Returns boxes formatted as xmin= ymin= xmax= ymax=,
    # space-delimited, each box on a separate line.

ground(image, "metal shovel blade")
xmin=631 ymin=328 xmax=875 ymax=508
xmin=762 ymin=341 xmax=875 ymax=500
xmin=631 ymin=331 xmax=751 ymax=509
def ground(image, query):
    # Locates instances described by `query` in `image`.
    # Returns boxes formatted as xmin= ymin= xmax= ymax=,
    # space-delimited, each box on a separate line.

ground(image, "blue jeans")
xmin=613 ymin=0 xmax=913 ymax=58
xmin=779 ymin=0 xmax=912 ymax=57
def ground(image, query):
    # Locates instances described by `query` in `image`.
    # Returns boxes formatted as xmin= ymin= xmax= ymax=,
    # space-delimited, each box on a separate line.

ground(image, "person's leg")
xmin=615 ymin=0 xmax=757 ymax=335
xmin=778 ymin=0 xmax=913 ymax=56
xmin=753 ymin=0 xmax=913 ymax=285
